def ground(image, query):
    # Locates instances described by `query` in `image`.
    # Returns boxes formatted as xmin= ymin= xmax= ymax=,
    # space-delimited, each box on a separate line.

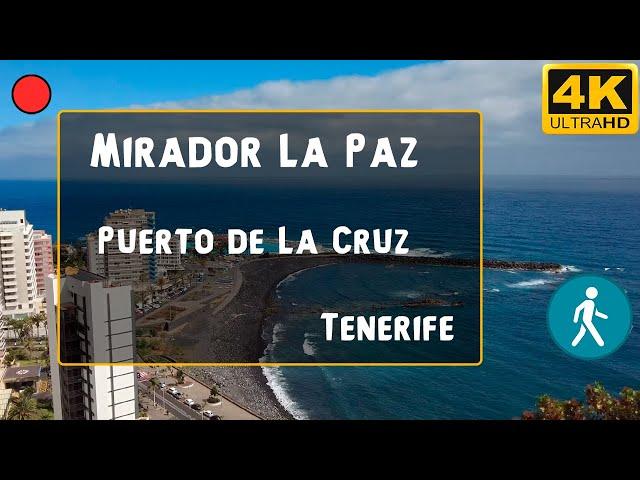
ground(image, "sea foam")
xmin=506 ymin=278 xmax=558 ymax=289
xmin=401 ymin=247 xmax=453 ymax=258
xmin=261 ymin=367 xmax=309 ymax=420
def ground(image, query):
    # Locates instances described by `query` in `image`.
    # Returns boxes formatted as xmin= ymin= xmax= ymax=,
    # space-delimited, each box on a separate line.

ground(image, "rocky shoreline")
xmin=179 ymin=254 xmax=562 ymax=419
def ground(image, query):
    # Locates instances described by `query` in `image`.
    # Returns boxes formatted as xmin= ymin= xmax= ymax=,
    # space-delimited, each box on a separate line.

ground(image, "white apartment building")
xmin=157 ymin=235 xmax=183 ymax=271
xmin=86 ymin=209 xmax=157 ymax=286
xmin=85 ymin=232 xmax=106 ymax=277
xmin=45 ymin=271 xmax=138 ymax=420
xmin=0 ymin=297 xmax=4 ymax=361
xmin=0 ymin=210 xmax=37 ymax=320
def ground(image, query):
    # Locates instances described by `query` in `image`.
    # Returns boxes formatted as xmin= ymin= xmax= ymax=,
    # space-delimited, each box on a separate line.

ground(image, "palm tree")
xmin=20 ymin=317 xmax=34 ymax=343
xmin=133 ymin=290 xmax=143 ymax=306
xmin=147 ymin=284 xmax=155 ymax=304
xmin=31 ymin=312 xmax=47 ymax=338
xmin=41 ymin=348 xmax=50 ymax=369
xmin=157 ymin=276 xmax=167 ymax=293
xmin=7 ymin=318 xmax=23 ymax=343
xmin=23 ymin=337 xmax=35 ymax=355
xmin=7 ymin=317 xmax=34 ymax=344
xmin=6 ymin=390 xmax=38 ymax=420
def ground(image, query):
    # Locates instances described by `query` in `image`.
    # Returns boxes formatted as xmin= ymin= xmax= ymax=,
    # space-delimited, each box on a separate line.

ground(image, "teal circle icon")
xmin=548 ymin=275 xmax=632 ymax=360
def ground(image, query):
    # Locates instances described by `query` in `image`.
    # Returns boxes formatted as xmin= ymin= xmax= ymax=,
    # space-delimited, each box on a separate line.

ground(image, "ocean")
xmin=3 ymin=178 xmax=639 ymax=419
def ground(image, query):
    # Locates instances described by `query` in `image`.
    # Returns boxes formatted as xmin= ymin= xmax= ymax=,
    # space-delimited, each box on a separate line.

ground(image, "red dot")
xmin=12 ymin=75 xmax=51 ymax=114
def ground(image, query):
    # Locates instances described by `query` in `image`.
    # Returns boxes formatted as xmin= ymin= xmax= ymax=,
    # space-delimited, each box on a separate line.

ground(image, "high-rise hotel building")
xmin=0 ymin=210 xmax=37 ymax=320
xmin=87 ymin=209 xmax=157 ymax=286
xmin=33 ymin=229 xmax=54 ymax=296
xmin=45 ymin=271 xmax=139 ymax=420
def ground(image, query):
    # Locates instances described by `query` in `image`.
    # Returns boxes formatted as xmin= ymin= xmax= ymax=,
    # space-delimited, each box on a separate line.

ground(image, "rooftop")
xmin=71 ymin=269 xmax=106 ymax=283
xmin=3 ymin=365 xmax=42 ymax=382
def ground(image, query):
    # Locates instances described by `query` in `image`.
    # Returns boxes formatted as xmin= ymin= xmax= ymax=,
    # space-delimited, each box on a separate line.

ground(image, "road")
xmin=139 ymin=383 xmax=207 ymax=421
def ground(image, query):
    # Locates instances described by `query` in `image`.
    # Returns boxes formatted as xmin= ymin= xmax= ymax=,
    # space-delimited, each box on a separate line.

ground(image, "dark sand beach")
xmin=179 ymin=254 xmax=561 ymax=419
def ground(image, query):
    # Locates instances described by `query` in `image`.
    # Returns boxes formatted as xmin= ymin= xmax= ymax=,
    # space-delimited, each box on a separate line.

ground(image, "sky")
xmin=1 ymin=60 xmax=639 ymax=179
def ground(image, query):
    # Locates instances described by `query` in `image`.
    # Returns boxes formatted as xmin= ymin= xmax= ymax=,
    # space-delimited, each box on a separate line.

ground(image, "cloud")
xmin=138 ymin=60 xmax=544 ymax=145
xmin=1 ymin=60 xmax=638 ymax=178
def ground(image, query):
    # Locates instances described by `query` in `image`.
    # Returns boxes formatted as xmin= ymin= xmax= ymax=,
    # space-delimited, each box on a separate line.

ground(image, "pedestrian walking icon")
xmin=571 ymin=287 xmax=607 ymax=347
xmin=548 ymin=276 xmax=632 ymax=360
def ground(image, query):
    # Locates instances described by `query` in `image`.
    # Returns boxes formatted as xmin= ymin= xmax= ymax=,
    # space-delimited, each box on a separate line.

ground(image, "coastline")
xmin=183 ymin=256 xmax=345 ymax=419
xmin=177 ymin=254 xmax=562 ymax=419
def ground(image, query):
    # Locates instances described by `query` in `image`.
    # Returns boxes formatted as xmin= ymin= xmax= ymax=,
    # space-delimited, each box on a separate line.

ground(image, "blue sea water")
xmin=262 ymin=183 xmax=640 ymax=419
xmin=2 ymin=178 xmax=639 ymax=419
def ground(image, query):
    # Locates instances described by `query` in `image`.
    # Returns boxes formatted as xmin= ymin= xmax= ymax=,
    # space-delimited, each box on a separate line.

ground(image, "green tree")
xmin=522 ymin=382 xmax=640 ymax=420
xmin=133 ymin=290 xmax=144 ymax=307
xmin=7 ymin=317 xmax=34 ymax=344
xmin=40 ymin=348 xmax=50 ymax=368
xmin=60 ymin=243 xmax=86 ymax=270
xmin=176 ymin=370 xmax=185 ymax=384
xmin=31 ymin=312 xmax=47 ymax=338
xmin=208 ymin=385 xmax=220 ymax=403
xmin=147 ymin=284 xmax=156 ymax=303
xmin=157 ymin=276 xmax=167 ymax=291
xmin=7 ymin=318 xmax=23 ymax=343
xmin=7 ymin=390 xmax=38 ymax=420
xmin=3 ymin=350 xmax=15 ymax=367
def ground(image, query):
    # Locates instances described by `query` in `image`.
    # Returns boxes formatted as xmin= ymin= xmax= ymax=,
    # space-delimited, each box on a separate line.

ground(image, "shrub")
xmin=522 ymin=382 xmax=640 ymax=420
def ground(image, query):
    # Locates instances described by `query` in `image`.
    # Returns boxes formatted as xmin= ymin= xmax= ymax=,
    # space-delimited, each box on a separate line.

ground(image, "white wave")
xmin=484 ymin=288 xmax=501 ymax=293
xmin=261 ymin=367 xmax=309 ymax=420
xmin=506 ymin=278 xmax=557 ymax=289
xmin=559 ymin=265 xmax=582 ymax=273
xmin=617 ymin=267 xmax=625 ymax=272
xmin=392 ymin=290 xmax=422 ymax=299
xmin=275 ymin=264 xmax=334 ymax=291
xmin=265 ymin=322 xmax=286 ymax=347
xmin=260 ymin=324 xmax=309 ymax=419
xmin=397 ymin=247 xmax=453 ymax=258
xmin=276 ymin=272 xmax=299 ymax=289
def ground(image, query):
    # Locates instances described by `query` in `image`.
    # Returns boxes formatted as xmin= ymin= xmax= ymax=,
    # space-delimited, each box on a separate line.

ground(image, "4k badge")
xmin=542 ymin=63 xmax=638 ymax=135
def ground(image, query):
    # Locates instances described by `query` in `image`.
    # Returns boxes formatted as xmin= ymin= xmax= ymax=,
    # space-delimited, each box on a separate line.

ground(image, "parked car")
xmin=184 ymin=398 xmax=195 ymax=407
xmin=202 ymin=410 xmax=215 ymax=418
xmin=191 ymin=403 xmax=202 ymax=411
xmin=158 ymin=382 xmax=166 ymax=389
xmin=209 ymin=415 xmax=222 ymax=420
xmin=167 ymin=387 xmax=178 ymax=395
